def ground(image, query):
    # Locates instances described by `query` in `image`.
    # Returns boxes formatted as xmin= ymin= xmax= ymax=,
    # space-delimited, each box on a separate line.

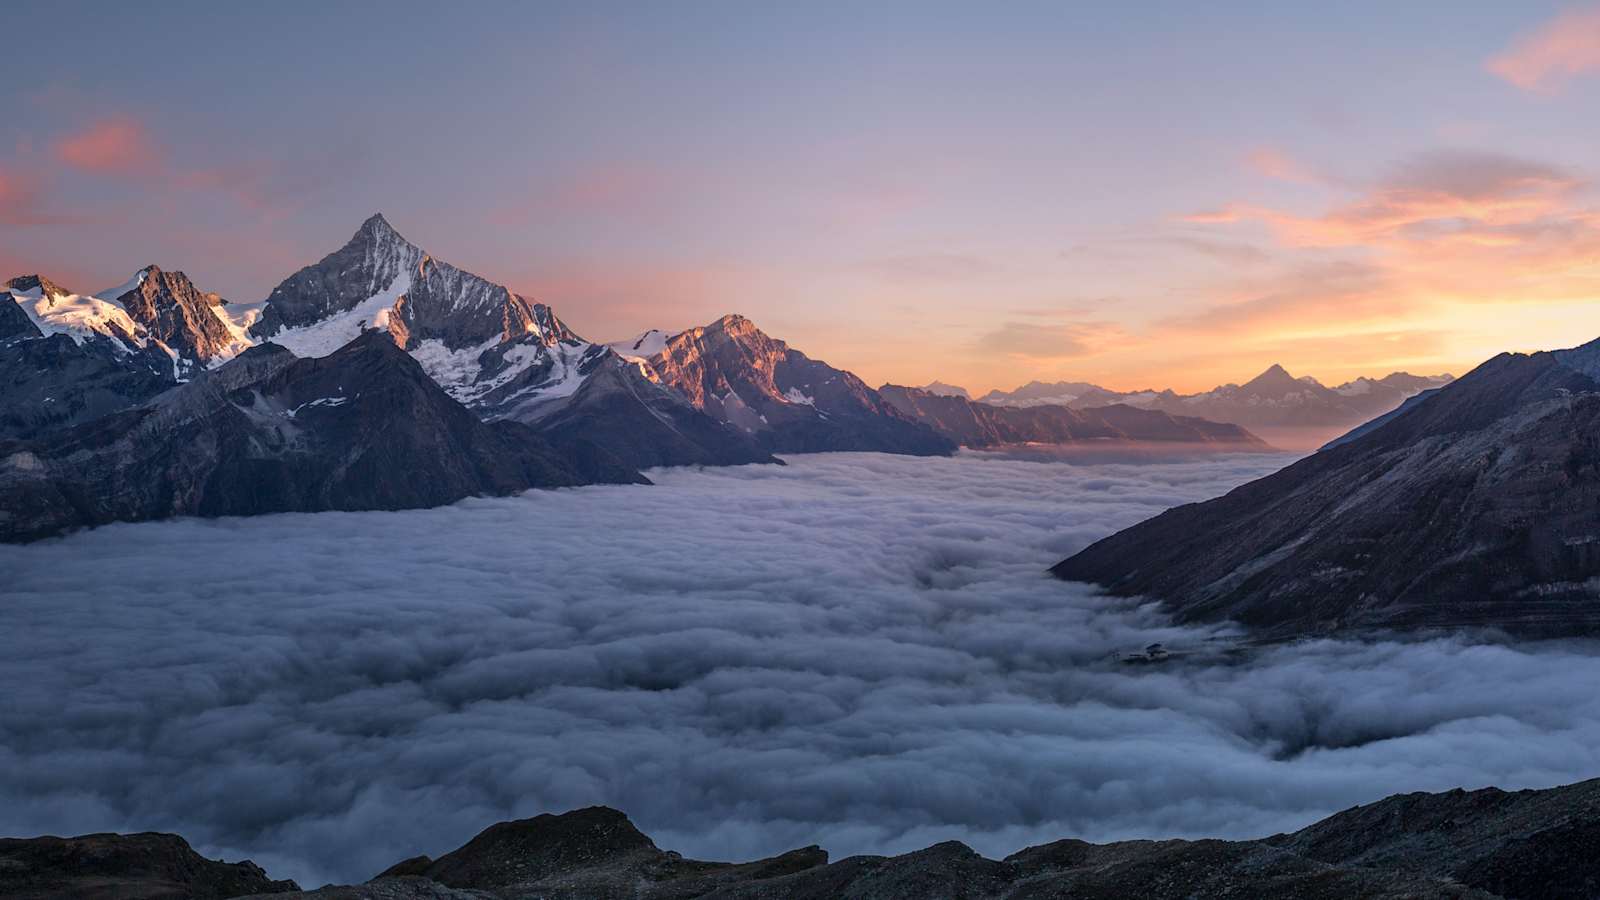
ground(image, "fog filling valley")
xmin=6 ymin=450 xmax=1600 ymax=887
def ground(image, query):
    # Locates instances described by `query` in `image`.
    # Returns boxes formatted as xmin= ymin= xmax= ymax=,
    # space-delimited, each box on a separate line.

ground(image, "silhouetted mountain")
xmin=1053 ymin=337 xmax=1600 ymax=636
xmin=878 ymin=385 xmax=1268 ymax=449
xmin=24 ymin=777 xmax=1600 ymax=898
xmin=0 ymin=333 xmax=643 ymax=543
xmin=637 ymin=314 xmax=954 ymax=456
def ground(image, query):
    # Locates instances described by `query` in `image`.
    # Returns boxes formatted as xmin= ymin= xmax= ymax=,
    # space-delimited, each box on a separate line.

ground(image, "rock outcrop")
xmin=0 ymin=831 xmax=298 ymax=899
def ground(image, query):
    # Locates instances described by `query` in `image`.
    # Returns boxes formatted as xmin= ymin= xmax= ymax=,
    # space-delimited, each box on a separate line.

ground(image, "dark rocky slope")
xmin=23 ymin=778 xmax=1600 ymax=898
xmin=878 ymin=384 xmax=1269 ymax=449
xmin=0 ymin=291 xmax=179 ymax=440
xmin=642 ymin=315 xmax=954 ymax=456
xmin=0 ymin=332 xmax=642 ymax=543
xmin=0 ymin=831 xmax=298 ymax=899
xmin=537 ymin=355 xmax=781 ymax=469
xmin=1053 ymin=340 xmax=1600 ymax=636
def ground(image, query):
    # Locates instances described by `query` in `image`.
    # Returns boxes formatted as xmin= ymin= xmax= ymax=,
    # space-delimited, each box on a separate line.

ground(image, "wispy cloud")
xmin=53 ymin=117 xmax=161 ymax=175
xmin=1244 ymin=147 xmax=1322 ymax=184
xmin=974 ymin=320 xmax=1123 ymax=359
xmin=1488 ymin=5 xmax=1600 ymax=92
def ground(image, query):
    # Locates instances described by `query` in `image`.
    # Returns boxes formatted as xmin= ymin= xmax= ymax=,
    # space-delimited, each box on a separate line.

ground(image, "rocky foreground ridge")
xmin=11 ymin=778 xmax=1600 ymax=899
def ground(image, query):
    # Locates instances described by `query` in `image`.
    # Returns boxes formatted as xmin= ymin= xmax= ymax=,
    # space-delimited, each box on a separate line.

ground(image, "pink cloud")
xmin=1245 ymin=147 xmax=1319 ymax=183
xmin=1488 ymin=6 xmax=1600 ymax=92
xmin=54 ymin=117 xmax=161 ymax=175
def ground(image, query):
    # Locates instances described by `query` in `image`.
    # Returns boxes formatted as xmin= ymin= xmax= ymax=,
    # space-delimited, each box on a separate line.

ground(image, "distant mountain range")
xmin=1053 ymin=335 xmax=1600 ymax=636
xmin=878 ymin=384 xmax=1268 ymax=449
xmin=14 ymin=777 xmax=1600 ymax=898
xmin=971 ymin=367 xmax=1454 ymax=432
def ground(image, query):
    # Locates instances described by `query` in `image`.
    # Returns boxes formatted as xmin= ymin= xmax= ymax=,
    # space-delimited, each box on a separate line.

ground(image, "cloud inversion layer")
xmin=4 ymin=452 xmax=1600 ymax=888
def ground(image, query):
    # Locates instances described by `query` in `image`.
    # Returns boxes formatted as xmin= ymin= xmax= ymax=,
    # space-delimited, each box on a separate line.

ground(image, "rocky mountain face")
xmin=250 ymin=216 xmax=770 ymax=470
xmin=634 ymin=316 xmax=955 ymax=456
xmin=878 ymin=385 xmax=1269 ymax=449
xmin=1053 ymin=338 xmax=1600 ymax=636
xmin=112 ymin=265 xmax=249 ymax=368
xmin=0 ymin=332 xmax=643 ymax=543
xmin=20 ymin=777 xmax=1600 ymax=899
xmin=979 ymin=367 xmax=1454 ymax=431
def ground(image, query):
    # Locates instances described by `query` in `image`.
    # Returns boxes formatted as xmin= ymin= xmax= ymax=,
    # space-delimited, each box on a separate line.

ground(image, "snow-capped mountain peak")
xmin=607 ymin=329 xmax=669 ymax=362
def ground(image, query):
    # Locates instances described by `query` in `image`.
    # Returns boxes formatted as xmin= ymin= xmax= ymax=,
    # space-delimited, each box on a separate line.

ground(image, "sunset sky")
xmin=6 ymin=1 xmax=1600 ymax=393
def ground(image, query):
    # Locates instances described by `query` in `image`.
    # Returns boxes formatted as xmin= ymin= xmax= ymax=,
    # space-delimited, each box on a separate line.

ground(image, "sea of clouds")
xmin=4 ymin=449 xmax=1600 ymax=888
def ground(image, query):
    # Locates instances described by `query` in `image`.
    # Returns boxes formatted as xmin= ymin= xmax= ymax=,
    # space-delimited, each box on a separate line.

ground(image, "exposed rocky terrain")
xmin=632 ymin=315 xmax=955 ymax=456
xmin=0 ymin=332 xmax=642 ymax=542
xmin=249 ymin=215 xmax=770 ymax=471
xmin=878 ymin=384 xmax=1269 ymax=449
xmin=1053 ymin=339 xmax=1600 ymax=636
xmin=0 ymin=831 xmax=298 ymax=899
xmin=17 ymin=778 xmax=1600 ymax=898
xmin=979 ymin=366 xmax=1453 ymax=432
xmin=112 ymin=265 xmax=250 ymax=368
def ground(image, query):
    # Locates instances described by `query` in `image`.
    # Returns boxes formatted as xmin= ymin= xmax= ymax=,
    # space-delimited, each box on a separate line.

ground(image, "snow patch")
xmin=268 ymin=271 xmax=413 ymax=359
xmin=607 ymin=329 xmax=669 ymax=362
xmin=784 ymin=386 xmax=816 ymax=407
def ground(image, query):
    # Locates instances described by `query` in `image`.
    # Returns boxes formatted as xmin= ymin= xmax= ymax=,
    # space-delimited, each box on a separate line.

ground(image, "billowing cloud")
xmin=6 ymin=453 xmax=1600 ymax=890
xmin=53 ymin=117 xmax=161 ymax=175
xmin=1488 ymin=6 xmax=1600 ymax=92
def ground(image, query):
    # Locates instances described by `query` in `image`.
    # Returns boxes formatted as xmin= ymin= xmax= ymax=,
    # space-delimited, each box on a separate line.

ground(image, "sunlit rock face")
xmin=641 ymin=314 xmax=955 ymax=456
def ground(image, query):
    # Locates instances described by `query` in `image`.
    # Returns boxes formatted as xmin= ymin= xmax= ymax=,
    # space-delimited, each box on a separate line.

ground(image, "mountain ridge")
xmin=977 ymin=366 xmax=1455 ymax=436
xmin=1051 ymin=337 xmax=1600 ymax=636
xmin=14 ymin=777 xmax=1600 ymax=898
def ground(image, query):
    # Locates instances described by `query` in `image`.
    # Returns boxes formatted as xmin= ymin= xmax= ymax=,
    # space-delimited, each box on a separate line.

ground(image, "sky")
xmin=5 ymin=1 xmax=1600 ymax=393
